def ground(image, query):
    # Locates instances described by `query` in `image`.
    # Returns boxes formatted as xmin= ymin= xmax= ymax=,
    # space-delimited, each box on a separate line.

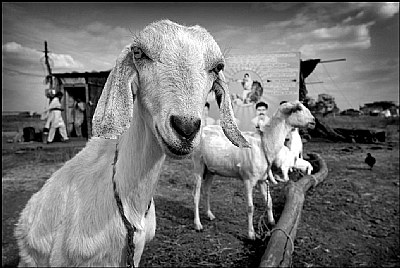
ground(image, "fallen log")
xmin=259 ymin=152 xmax=328 ymax=267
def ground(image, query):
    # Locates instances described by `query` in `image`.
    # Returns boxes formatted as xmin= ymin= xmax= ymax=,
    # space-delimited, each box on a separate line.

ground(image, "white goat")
xmin=286 ymin=127 xmax=303 ymax=159
xmin=294 ymin=157 xmax=313 ymax=175
xmin=273 ymin=145 xmax=297 ymax=182
xmin=259 ymin=100 xmax=315 ymax=184
xmin=192 ymin=125 xmax=272 ymax=240
xmin=193 ymin=101 xmax=314 ymax=240
xmin=14 ymin=20 xmax=249 ymax=267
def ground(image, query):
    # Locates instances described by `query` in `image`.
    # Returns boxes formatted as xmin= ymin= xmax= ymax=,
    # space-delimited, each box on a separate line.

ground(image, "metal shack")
xmin=47 ymin=71 xmax=110 ymax=139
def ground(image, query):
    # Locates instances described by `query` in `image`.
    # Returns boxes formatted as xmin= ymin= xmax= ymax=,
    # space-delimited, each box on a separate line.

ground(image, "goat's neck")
xmin=115 ymin=101 xmax=165 ymax=221
xmin=262 ymin=116 xmax=292 ymax=159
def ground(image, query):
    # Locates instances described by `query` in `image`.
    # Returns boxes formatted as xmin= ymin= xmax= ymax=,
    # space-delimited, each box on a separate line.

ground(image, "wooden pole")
xmin=319 ymin=58 xmax=346 ymax=64
xmin=44 ymin=41 xmax=53 ymax=89
xmin=259 ymin=153 xmax=328 ymax=267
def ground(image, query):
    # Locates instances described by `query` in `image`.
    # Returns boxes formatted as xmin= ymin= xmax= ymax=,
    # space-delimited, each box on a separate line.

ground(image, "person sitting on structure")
xmin=236 ymin=73 xmax=253 ymax=104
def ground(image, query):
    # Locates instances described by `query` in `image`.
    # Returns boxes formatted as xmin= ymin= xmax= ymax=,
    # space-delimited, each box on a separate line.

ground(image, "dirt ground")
xmin=2 ymin=139 xmax=399 ymax=267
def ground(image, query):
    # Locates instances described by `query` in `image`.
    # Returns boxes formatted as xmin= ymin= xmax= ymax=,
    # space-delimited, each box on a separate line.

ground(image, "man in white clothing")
xmin=47 ymin=91 xmax=69 ymax=143
xmin=251 ymin=101 xmax=270 ymax=130
xmin=73 ymin=98 xmax=86 ymax=137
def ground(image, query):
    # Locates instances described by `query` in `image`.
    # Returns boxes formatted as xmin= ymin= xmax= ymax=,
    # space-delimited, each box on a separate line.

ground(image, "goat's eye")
xmin=213 ymin=63 xmax=224 ymax=74
xmin=132 ymin=46 xmax=150 ymax=60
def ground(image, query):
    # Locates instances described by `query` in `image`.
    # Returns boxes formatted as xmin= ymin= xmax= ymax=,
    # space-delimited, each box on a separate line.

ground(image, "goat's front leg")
xmin=193 ymin=171 xmax=203 ymax=231
xmin=264 ymin=167 xmax=278 ymax=185
xmin=259 ymin=181 xmax=275 ymax=225
xmin=203 ymin=172 xmax=215 ymax=221
xmin=243 ymin=179 xmax=256 ymax=240
xmin=123 ymin=199 xmax=156 ymax=268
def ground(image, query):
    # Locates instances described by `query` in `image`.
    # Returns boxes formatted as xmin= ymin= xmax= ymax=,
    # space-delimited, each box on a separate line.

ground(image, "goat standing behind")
xmin=260 ymin=101 xmax=315 ymax=184
xmin=192 ymin=101 xmax=315 ymax=240
xmin=14 ymin=20 xmax=249 ymax=267
xmin=192 ymin=125 xmax=272 ymax=240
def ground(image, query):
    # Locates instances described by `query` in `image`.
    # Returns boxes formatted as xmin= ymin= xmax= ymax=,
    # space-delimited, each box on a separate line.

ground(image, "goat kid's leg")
xmin=203 ymin=173 xmax=215 ymax=221
xmin=260 ymin=181 xmax=275 ymax=225
xmin=281 ymin=167 xmax=290 ymax=182
xmin=244 ymin=179 xmax=256 ymax=240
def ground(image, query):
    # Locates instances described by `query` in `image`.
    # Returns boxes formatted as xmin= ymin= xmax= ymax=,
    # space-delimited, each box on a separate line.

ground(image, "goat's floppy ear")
xmin=92 ymin=45 xmax=138 ymax=139
xmin=212 ymin=71 xmax=251 ymax=148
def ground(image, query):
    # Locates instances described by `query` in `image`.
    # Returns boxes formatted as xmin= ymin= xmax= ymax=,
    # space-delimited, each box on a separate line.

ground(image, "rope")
xmin=270 ymin=227 xmax=295 ymax=254
xmin=257 ymin=182 xmax=272 ymax=241
xmin=259 ymin=130 xmax=274 ymax=184
xmin=309 ymin=174 xmax=318 ymax=187
xmin=112 ymin=142 xmax=136 ymax=268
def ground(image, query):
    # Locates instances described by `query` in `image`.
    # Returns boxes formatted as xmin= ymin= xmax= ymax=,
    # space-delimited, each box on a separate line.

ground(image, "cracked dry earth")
xmin=2 ymin=141 xmax=399 ymax=267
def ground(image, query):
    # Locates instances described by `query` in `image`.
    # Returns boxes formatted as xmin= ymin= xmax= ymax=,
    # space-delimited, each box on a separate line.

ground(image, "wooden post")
xmin=84 ymin=83 xmax=91 ymax=139
xmin=259 ymin=153 xmax=328 ymax=267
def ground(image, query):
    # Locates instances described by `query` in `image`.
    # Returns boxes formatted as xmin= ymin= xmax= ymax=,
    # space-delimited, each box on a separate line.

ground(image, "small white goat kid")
xmin=14 ymin=20 xmax=249 ymax=267
xmin=273 ymin=145 xmax=297 ymax=182
xmin=193 ymin=101 xmax=315 ymax=240
xmin=294 ymin=157 xmax=314 ymax=175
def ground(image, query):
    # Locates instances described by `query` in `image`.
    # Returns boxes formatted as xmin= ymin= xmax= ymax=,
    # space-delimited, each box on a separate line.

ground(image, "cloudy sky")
xmin=2 ymin=2 xmax=399 ymax=113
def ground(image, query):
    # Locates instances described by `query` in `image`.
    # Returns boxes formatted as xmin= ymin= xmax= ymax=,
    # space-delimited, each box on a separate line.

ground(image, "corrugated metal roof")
xmin=52 ymin=71 xmax=111 ymax=79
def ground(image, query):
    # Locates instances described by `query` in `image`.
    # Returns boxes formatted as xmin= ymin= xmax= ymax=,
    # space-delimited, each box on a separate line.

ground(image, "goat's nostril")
xmin=170 ymin=115 xmax=201 ymax=140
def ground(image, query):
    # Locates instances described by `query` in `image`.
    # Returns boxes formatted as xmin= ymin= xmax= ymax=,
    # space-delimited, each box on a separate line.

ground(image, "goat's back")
xmin=197 ymin=125 xmax=265 ymax=178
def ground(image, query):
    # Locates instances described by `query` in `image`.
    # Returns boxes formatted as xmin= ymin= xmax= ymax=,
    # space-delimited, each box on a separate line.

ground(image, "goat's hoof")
xmin=207 ymin=212 xmax=216 ymax=221
xmin=194 ymin=224 xmax=203 ymax=231
xmin=248 ymin=233 xmax=256 ymax=240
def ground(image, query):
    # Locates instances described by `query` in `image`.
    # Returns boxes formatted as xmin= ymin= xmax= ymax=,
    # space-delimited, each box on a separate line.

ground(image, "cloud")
xmin=49 ymin=53 xmax=84 ymax=69
xmin=249 ymin=2 xmax=302 ymax=12
xmin=379 ymin=2 xmax=399 ymax=18
xmin=3 ymin=4 xmax=133 ymax=72
xmin=295 ymin=22 xmax=376 ymax=55
xmin=2 ymin=41 xmax=84 ymax=72
xmin=311 ymin=22 xmax=375 ymax=40
xmin=354 ymin=2 xmax=399 ymax=19
xmin=2 ymin=42 xmax=42 ymax=58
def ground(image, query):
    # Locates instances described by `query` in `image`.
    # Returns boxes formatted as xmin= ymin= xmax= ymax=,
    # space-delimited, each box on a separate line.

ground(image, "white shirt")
xmin=251 ymin=116 xmax=270 ymax=130
xmin=48 ymin=97 xmax=65 ymax=128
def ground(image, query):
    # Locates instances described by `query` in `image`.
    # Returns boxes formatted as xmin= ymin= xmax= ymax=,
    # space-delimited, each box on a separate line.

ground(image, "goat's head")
xmin=277 ymin=100 xmax=315 ymax=129
xmin=92 ymin=20 xmax=250 ymax=158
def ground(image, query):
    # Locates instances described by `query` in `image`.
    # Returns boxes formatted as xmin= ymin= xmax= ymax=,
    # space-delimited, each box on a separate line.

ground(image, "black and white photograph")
xmin=2 ymin=2 xmax=399 ymax=267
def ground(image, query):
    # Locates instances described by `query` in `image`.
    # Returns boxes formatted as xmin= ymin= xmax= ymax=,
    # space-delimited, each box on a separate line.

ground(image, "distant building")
xmin=46 ymin=71 xmax=111 ymax=139
xmin=359 ymin=101 xmax=398 ymax=117
xmin=340 ymin=108 xmax=362 ymax=116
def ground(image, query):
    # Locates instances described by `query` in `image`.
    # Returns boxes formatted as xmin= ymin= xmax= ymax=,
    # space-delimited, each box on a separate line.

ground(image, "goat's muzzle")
xmin=170 ymin=115 xmax=201 ymax=142
xmin=307 ymin=118 xmax=316 ymax=129
xmin=155 ymin=115 xmax=201 ymax=159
